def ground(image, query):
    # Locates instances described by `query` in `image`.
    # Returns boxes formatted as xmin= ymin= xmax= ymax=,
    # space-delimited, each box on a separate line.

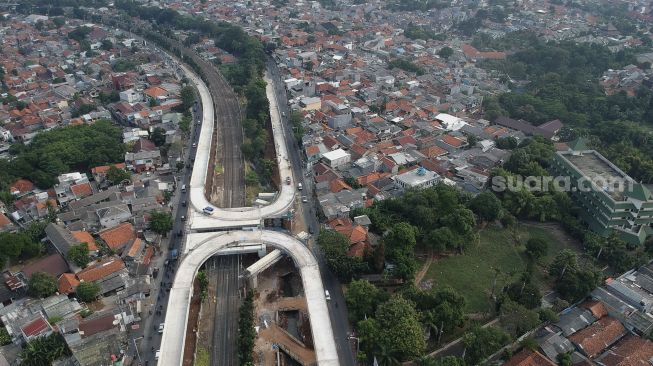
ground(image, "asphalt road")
xmin=134 ymin=81 xmax=203 ymax=365
xmin=267 ymin=59 xmax=356 ymax=366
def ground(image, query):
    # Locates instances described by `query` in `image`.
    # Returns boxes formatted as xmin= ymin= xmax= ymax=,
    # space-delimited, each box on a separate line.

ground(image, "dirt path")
xmin=182 ymin=278 xmax=201 ymax=366
xmin=414 ymin=250 xmax=434 ymax=286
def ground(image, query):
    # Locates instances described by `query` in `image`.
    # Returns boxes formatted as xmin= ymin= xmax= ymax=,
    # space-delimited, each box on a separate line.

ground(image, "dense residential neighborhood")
xmin=1 ymin=0 xmax=653 ymax=365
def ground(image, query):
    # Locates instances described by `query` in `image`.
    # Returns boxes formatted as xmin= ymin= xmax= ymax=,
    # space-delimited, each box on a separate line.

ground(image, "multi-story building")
xmin=550 ymin=138 xmax=653 ymax=245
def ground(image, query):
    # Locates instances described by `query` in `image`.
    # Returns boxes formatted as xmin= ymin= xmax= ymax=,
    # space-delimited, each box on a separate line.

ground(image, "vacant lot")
xmin=422 ymin=224 xmax=580 ymax=314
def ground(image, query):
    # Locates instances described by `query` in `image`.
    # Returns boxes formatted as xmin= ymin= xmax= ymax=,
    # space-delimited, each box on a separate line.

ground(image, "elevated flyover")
xmin=158 ymin=230 xmax=339 ymax=366
xmin=183 ymin=65 xmax=296 ymax=230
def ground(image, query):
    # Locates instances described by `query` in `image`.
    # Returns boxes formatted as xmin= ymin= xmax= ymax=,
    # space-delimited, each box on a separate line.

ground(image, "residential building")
xmin=550 ymin=138 xmax=653 ymax=245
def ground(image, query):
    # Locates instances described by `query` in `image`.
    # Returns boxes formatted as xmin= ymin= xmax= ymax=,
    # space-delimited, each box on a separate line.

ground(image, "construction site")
xmin=190 ymin=251 xmax=317 ymax=366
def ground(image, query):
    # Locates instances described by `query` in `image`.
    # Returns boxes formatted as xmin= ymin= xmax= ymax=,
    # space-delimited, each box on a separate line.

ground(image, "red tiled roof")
xmin=98 ymin=222 xmax=135 ymax=250
xmin=306 ymin=145 xmax=321 ymax=156
xmin=0 ymin=212 xmax=11 ymax=228
xmin=21 ymin=316 xmax=50 ymax=338
xmin=71 ymin=231 xmax=98 ymax=251
xmin=126 ymin=238 xmax=143 ymax=258
xmin=58 ymin=273 xmax=80 ymax=294
xmin=441 ymin=134 xmax=464 ymax=148
xmin=79 ymin=314 xmax=116 ymax=338
xmin=91 ymin=163 xmax=127 ymax=175
xmin=581 ymin=300 xmax=608 ymax=320
xmin=77 ymin=256 xmax=125 ymax=282
xmin=330 ymin=179 xmax=351 ymax=193
xmin=71 ymin=182 xmax=93 ymax=198
xmin=568 ymin=317 xmax=626 ymax=358
xmin=22 ymin=254 xmax=69 ymax=279
xmin=598 ymin=335 xmax=653 ymax=366
xmin=9 ymin=179 xmax=34 ymax=194
xmin=503 ymin=349 xmax=557 ymax=366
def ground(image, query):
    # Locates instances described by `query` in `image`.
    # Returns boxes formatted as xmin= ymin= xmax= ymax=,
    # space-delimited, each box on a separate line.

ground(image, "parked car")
xmin=158 ymin=323 xmax=165 ymax=333
xmin=301 ymin=196 xmax=308 ymax=203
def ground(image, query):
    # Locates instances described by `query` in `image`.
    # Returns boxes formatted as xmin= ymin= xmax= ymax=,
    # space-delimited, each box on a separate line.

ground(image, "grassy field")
xmin=423 ymin=224 xmax=580 ymax=314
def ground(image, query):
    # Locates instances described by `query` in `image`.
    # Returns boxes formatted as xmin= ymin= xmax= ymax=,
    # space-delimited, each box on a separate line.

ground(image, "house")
xmin=395 ymin=167 xmax=439 ymax=189
xmin=0 ymin=212 xmax=16 ymax=233
xmin=76 ymin=256 xmax=126 ymax=296
xmin=91 ymin=163 xmax=127 ymax=183
xmin=96 ymin=203 xmax=131 ymax=228
xmin=98 ymin=222 xmax=136 ymax=252
xmin=20 ymin=314 xmax=53 ymax=342
xmin=58 ymin=273 xmax=80 ymax=295
xmin=595 ymin=335 xmax=653 ymax=366
xmin=568 ymin=317 xmax=626 ymax=358
xmin=21 ymin=253 xmax=69 ymax=279
xmin=504 ymin=349 xmax=557 ymax=366
xmin=124 ymin=150 xmax=162 ymax=172
xmin=322 ymin=148 xmax=351 ymax=168
xmin=45 ymin=223 xmax=85 ymax=269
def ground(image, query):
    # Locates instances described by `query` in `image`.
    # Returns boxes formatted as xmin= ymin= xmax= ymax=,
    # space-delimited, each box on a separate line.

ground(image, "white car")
xmin=155 ymin=350 xmax=160 ymax=360
xmin=325 ymin=290 xmax=331 ymax=301
xmin=158 ymin=323 xmax=164 ymax=333
xmin=301 ymin=196 xmax=308 ymax=203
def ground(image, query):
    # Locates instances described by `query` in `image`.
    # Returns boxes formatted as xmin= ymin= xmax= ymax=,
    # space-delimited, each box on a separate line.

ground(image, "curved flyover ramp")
xmin=181 ymin=64 xmax=296 ymax=230
xmin=158 ymin=230 xmax=339 ymax=366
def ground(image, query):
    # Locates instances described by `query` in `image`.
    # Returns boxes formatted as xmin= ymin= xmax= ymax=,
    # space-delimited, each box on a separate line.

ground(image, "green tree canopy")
xmin=29 ymin=272 xmax=58 ymax=298
xmin=438 ymin=46 xmax=454 ymax=59
xmin=345 ymin=279 xmax=388 ymax=322
xmin=19 ymin=333 xmax=71 ymax=366
xmin=468 ymin=192 xmax=503 ymax=222
xmin=68 ymin=242 xmax=90 ymax=268
xmin=317 ymin=230 xmax=367 ymax=281
xmin=106 ymin=165 xmax=131 ymax=185
xmin=525 ymin=237 xmax=548 ymax=260
xmin=149 ymin=211 xmax=173 ymax=236
xmin=373 ymin=295 xmax=426 ymax=361
xmin=462 ymin=326 xmax=511 ymax=365
xmin=76 ymin=281 xmax=100 ymax=302
xmin=500 ymin=300 xmax=541 ymax=337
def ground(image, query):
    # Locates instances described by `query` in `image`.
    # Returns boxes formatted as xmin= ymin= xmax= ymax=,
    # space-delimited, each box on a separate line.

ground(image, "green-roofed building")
xmin=550 ymin=138 xmax=653 ymax=245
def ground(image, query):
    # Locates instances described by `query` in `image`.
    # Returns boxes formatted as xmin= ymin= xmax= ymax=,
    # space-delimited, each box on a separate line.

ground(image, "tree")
xmin=317 ymin=230 xmax=366 ymax=282
xmin=525 ymin=237 xmax=548 ymax=260
xmin=101 ymin=39 xmax=113 ymax=50
xmin=107 ymin=165 xmax=131 ymax=184
xmin=345 ymin=279 xmax=387 ymax=322
xmin=384 ymin=223 xmax=418 ymax=280
xmin=0 ymin=232 xmax=42 ymax=266
xmin=462 ymin=326 xmax=511 ymax=365
xmin=19 ymin=333 xmax=71 ymax=365
xmin=76 ymin=281 xmax=100 ymax=302
xmin=68 ymin=243 xmax=90 ymax=268
xmin=29 ymin=272 xmax=57 ymax=298
xmin=438 ymin=47 xmax=454 ymax=59
xmin=373 ymin=295 xmax=426 ymax=361
xmin=505 ymin=276 xmax=541 ymax=309
xmin=0 ymin=327 xmax=10 ymax=346
xmin=468 ymin=192 xmax=503 ymax=222
xmin=500 ymin=300 xmax=541 ymax=337
xmin=557 ymin=352 xmax=573 ymax=366
xmin=151 ymin=127 xmax=167 ymax=147
xmin=549 ymin=249 xmax=578 ymax=279
xmin=149 ymin=211 xmax=173 ymax=237
xmin=556 ymin=268 xmax=602 ymax=302
xmin=180 ymin=86 xmax=196 ymax=109
xmin=197 ymin=270 xmax=209 ymax=301
xmin=538 ymin=308 xmax=559 ymax=323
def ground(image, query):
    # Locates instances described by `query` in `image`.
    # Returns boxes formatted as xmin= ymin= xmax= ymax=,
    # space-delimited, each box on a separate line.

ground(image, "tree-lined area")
xmin=0 ymin=120 xmax=124 ymax=192
xmin=480 ymin=38 xmax=653 ymax=183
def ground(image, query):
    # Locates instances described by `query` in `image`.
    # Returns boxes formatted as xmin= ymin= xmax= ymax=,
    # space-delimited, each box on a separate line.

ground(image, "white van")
xmin=297 ymin=183 xmax=303 ymax=190
xmin=181 ymin=184 xmax=186 ymax=193
xmin=325 ymin=290 xmax=331 ymax=301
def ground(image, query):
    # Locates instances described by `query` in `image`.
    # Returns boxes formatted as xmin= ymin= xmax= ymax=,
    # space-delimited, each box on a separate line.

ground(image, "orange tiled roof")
xmin=330 ymin=179 xmax=351 ymax=193
xmin=10 ymin=179 xmax=34 ymax=194
xmin=77 ymin=256 xmax=125 ymax=282
xmin=58 ymin=273 xmax=80 ymax=294
xmin=306 ymin=145 xmax=321 ymax=156
xmin=71 ymin=182 xmax=93 ymax=198
xmin=581 ymin=300 xmax=608 ymax=320
xmin=71 ymin=231 xmax=98 ymax=251
xmin=126 ymin=238 xmax=143 ymax=258
xmin=568 ymin=317 xmax=626 ymax=358
xmin=598 ymin=335 xmax=653 ymax=366
xmin=442 ymin=134 xmax=464 ymax=148
xmin=91 ymin=163 xmax=127 ymax=174
xmin=503 ymin=350 xmax=556 ymax=366
xmin=98 ymin=222 xmax=135 ymax=250
xmin=143 ymin=86 xmax=167 ymax=98
xmin=0 ymin=212 xmax=12 ymax=228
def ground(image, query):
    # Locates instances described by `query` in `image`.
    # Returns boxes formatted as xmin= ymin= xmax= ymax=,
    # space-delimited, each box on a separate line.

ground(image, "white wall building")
xmin=322 ymin=148 xmax=351 ymax=168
